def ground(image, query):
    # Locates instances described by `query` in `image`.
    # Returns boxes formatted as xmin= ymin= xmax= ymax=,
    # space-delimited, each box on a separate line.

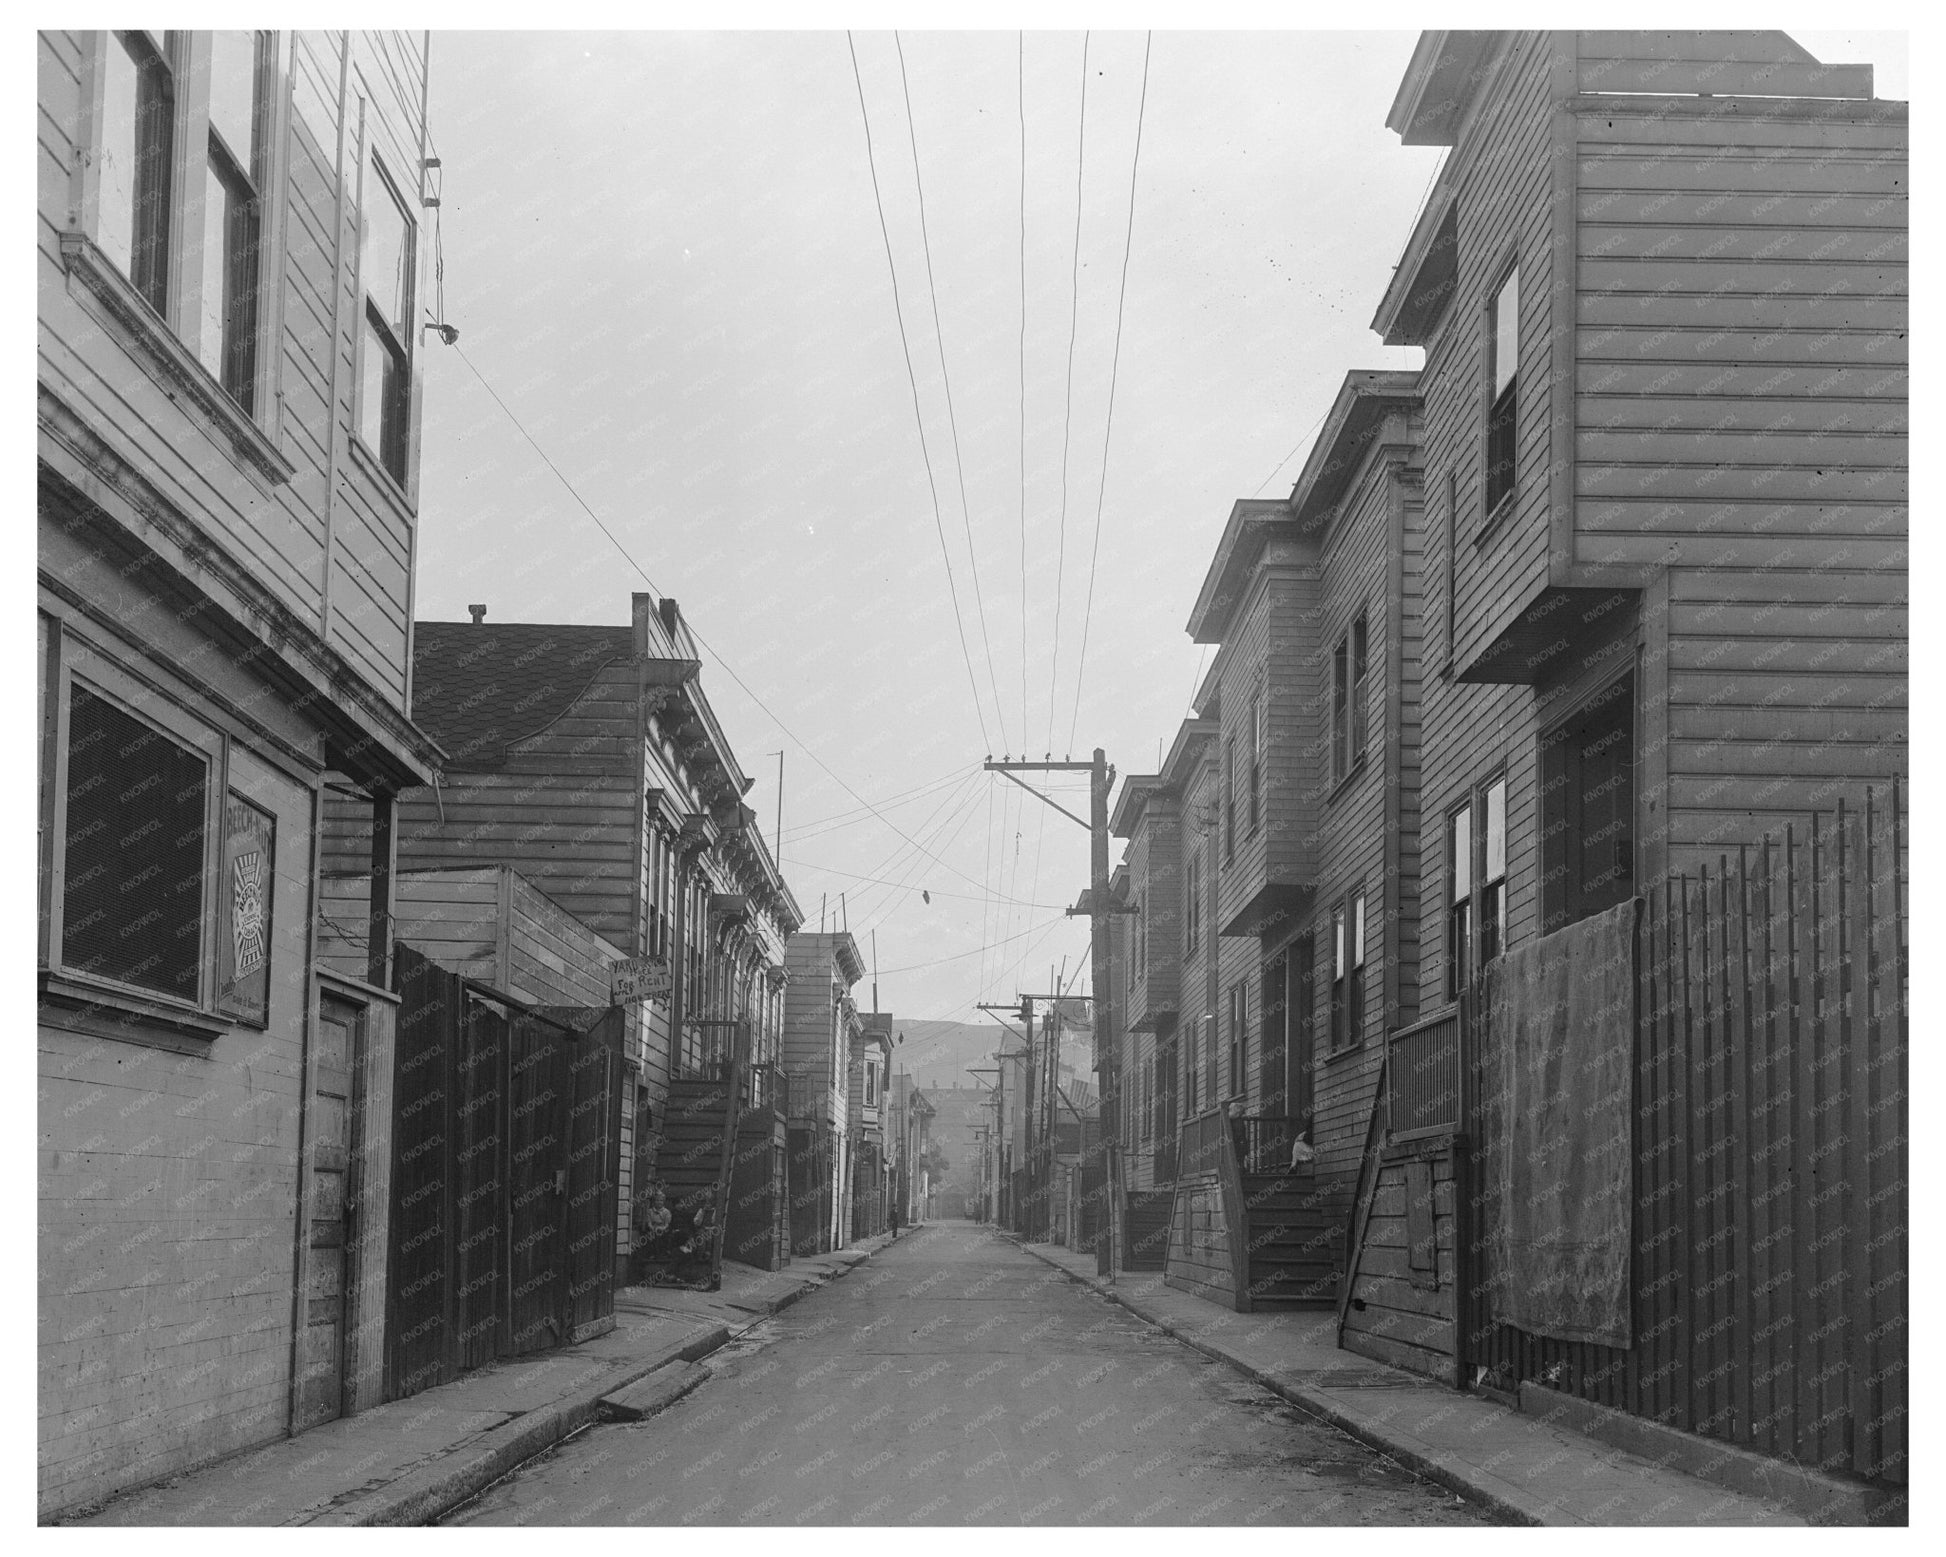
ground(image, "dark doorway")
xmin=1540 ymin=673 xmax=1636 ymax=935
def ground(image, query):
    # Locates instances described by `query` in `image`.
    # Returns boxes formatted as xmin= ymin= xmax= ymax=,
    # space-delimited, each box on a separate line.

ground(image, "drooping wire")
xmin=450 ymin=341 xmax=996 ymax=901
xmin=1044 ymin=30 xmax=1091 ymax=754
xmin=845 ymin=30 xmax=994 ymax=757
xmin=1067 ymin=31 xmax=1153 ymax=755
xmin=1017 ymin=31 xmax=1030 ymax=752
xmin=894 ymin=31 xmax=1010 ymax=758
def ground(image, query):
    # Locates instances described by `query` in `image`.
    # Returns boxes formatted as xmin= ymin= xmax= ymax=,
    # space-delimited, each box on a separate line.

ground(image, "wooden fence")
xmin=387 ymin=945 xmax=624 ymax=1401
xmin=1463 ymin=782 xmax=1907 ymax=1484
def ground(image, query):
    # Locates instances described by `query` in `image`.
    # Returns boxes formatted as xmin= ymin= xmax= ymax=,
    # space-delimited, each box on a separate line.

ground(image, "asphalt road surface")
xmin=446 ymin=1220 xmax=1498 ymax=1526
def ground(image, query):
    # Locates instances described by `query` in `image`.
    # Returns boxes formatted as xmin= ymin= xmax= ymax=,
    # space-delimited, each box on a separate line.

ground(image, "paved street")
xmin=446 ymin=1221 xmax=1498 ymax=1526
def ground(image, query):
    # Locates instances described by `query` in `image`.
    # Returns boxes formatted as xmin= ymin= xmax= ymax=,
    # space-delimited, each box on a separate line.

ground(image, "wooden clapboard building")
xmin=1129 ymin=372 xmax=1424 ymax=1313
xmin=333 ymin=593 xmax=803 ymax=1276
xmin=1330 ymin=28 xmax=1907 ymax=1486
xmin=781 ymin=931 xmax=865 ymax=1254
xmin=37 ymin=30 xmax=446 ymax=1516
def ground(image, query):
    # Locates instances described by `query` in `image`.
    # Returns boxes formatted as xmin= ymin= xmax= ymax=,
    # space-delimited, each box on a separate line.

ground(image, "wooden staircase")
xmin=1239 ymin=1165 xmax=1343 ymax=1310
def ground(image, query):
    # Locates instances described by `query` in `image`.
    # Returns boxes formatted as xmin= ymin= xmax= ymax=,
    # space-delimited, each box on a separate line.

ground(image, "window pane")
xmin=1332 ymin=907 xmax=1345 ymax=978
xmin=98 ymin=37 xmax=140 ymax=275
xmin=359 ymin=318 xmax=387 ymax=453
xmin=1353 ymin=893 xmax=1366 ymax=966
xmin=1450 ymin=805 xmax=1472 ymax=901
xmin=361 ymin=154 xmax=412 ymax=336
xmin=207 ymin=30 xmax=260 ymax=170
xmin=1485 ymin=778 xmax=1507 ymax=882
xmin=63 ymin=684 xmax=206 ymax=1000
xmin=1493 ymin=268 xmax=1519 ymax=397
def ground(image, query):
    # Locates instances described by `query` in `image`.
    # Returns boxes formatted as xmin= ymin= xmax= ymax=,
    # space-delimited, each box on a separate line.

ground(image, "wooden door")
xmin=295 ymin=992 xmax=363 ymax=1430
xmin=1260 ymin=950 xmax=1289 ymax=1116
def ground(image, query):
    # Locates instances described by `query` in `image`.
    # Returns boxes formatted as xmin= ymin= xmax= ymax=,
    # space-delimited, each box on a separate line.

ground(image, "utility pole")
xmin=987 ymin=750 xmax=1130 ymax=1272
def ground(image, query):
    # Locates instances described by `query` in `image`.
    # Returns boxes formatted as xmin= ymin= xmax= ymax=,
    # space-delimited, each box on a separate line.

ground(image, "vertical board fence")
xmin=1461 ymin=782 xmax=1906 ymax=1485
xmin=386 ymin=946 xmax=623 ymax=1401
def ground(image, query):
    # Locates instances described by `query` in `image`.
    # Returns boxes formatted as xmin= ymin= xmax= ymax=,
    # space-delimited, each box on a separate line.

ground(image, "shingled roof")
xmin=411 ymin=621 xmax=631 ymax=769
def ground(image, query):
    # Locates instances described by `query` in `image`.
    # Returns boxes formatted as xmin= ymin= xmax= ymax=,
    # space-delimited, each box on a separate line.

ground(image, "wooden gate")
xmin=1459 ymin=783 xmax=1906 ymax=1485
xmin=386 ymin=947 xmax=622 ymax=1400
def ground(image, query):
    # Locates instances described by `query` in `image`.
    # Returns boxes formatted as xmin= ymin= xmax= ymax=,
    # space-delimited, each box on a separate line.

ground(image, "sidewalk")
xmin=1016 ymin=1239 xmax=1817 ymax=1527
xmin=65 ymin=1237 xmax=893 ymax=1527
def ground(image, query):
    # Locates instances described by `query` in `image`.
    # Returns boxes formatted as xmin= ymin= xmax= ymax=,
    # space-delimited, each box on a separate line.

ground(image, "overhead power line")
xmin=450 ymin=341 xmax=1000 ymax=903
xmin=1044 ymin=30 xmax=1091 ymax=753
xmin=1067 ymin=30 xmax=1153 ymax=755
xmin=845 ymin=30 xmax=994 ymax=757
xmin=894 ymin=31 xmax=1010 ymax=757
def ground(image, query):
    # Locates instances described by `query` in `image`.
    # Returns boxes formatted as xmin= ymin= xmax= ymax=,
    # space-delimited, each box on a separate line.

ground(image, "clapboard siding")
xmin=1307 ymin=444 xmax=1411 ymax=1217
xmin=387 ymin=771 xmax=641 ymax=941
xmin=1426 ymin=32 xmax=1559 ymax=689
xmin=37 ymin=31 xmax=429 ymax=717
xmin=1573 ymin=99 xmax=1907 ymax=585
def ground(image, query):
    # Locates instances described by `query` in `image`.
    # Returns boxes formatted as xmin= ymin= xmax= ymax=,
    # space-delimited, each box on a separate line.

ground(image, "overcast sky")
xmin=411 ymin=28 xmax=1907 ymax=1024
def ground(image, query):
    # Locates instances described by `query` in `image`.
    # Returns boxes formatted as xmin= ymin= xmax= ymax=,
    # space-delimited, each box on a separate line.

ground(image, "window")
xmin=1541 ymin=675 xmax=1635 ymax=936
xmin=62 ymin=683 xmax=209 ymax=1001
xmin=1183 ymin=1018 xmax=1199 ymax=1117
xmin=1443 ymin=470 xmax=1458 ymax=670
xmin=1223 ymin=738 xmax=1236 ymax=864
xmin=1329 ymin=906 xmax=1346 ymax=1049
xmin=1185 ymin=849 xmax=1203 ymax=955
xmin=99 ymin=32 xmax=177 ymax=315
xmin=865 ymin=1059 xmax=878 ymax=1106
xmin=1227 ymin=984 xmax=1244 ymax=1098
xmin=1330 ymin=893 xmax=1367 ymax=1050
xmin=199 ymin=31 xmax=269 ymax=410
xmin=1480 ymin=776 xmax=1507 ymax=966
xmin=1485 ymin=266 xmax=1519 ymax=518
xmin=1448 ymin=802 xmax=1472 ymax=1000
xmin=1247 ymin=680 xmax=1263 ymax=835
xmin=1332 ymin=613 xmax=1370 ymax=784
xmin=358 ymin=147 xmax=415 ymax=483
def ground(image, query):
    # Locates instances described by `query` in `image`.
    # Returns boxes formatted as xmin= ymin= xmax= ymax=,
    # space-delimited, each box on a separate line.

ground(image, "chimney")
xmin=468 ymin=604 xmax=486 ymax=624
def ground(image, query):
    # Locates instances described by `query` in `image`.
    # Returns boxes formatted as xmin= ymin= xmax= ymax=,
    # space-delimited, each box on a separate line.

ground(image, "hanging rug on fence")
xmin=1481 ymin=898 xmax=1636 ymax=1349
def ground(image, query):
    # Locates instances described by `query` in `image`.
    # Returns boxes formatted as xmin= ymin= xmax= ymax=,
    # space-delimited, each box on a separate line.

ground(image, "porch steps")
xmin=1241 ymin=1169 xmax=1343 ymax=1310
xmin=655 ymin=1076 xmax=735 ymax=1222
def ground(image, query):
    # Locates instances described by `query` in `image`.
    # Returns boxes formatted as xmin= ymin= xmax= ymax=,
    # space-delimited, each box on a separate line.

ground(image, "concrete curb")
xmin=1012 ymin=1238 xmax=1546 ymax=1526
xmin=1514 ymin=1383 xmax=1902 ymax=1527
xmin=318 ymin=1241 xmax=888 ymax=1527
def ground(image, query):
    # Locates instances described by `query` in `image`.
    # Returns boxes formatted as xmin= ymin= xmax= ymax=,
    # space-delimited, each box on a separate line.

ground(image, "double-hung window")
xmin=1227 ymin=983 xmax=1244 ymax=1098
xmin=1185 ymin=849 xmax=1203 ymax=955
xmin=1332 ymin=613 xmax=1370 ymax=784
xmin=1329 ymin=891 xmax=1367 ymax=1050
xmin=98 ymin=31 xmax=177 ymax=315
xmin=1247 ymin=681 xmax=1263 ymax=835
xmin=1223 ymin=738 xmax=1236 ymax=864
xmin=1447 ymin=802 xmax=1472 ymax=1000
xmin=1447 ymin=774 xmax=1508 ymax=998
xmin=1485 ymin=266 xmax=1519 ymax=519
xmin=358 ymin=148 xmax=415 ymax=484
xmin=1480 ymin=776 xmax=1507 ymax=965
xmin=199 ymin=30 xmax=270 ymax=411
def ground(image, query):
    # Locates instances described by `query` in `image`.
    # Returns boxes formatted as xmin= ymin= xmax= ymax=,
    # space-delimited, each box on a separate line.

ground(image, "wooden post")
xmin=366 ymin=789 xmax=395 ymax=990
